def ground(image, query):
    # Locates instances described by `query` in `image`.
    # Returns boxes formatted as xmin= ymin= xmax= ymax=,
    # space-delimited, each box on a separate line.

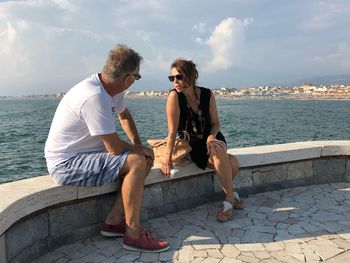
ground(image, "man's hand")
xmin=131 ymin=144 xmax=155 ymax=172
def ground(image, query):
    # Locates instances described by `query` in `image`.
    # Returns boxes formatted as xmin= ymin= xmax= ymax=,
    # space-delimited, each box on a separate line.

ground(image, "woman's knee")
xmin=209 ymin=150 xmax=229 ymax=166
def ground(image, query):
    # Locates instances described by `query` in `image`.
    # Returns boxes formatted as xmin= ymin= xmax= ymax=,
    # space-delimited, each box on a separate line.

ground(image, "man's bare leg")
xmin=104 ymin=191 xmax=124 ymax=225
xmin=119 ymin=153 xmax=149 ymax=239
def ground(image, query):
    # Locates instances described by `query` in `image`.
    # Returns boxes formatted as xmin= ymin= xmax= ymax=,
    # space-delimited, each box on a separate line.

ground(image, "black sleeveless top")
xmin=170 ymin=87 xmax=226 ymax=169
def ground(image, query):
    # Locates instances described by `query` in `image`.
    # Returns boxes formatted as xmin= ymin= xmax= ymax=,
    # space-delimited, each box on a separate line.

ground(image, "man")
xmin=45 ymin=44 xmax=169 ymax=252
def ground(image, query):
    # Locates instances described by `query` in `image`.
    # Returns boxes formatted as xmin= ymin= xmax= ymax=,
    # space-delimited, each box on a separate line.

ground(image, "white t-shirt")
xmin=45 ymin=73 xmax=126 ymax=173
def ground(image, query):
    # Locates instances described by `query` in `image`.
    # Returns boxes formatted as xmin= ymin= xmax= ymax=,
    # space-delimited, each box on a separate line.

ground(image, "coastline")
xmin=1 ymin=95 xmax=350 ymax=101
xmin=124 ymin=95 xmax=350 ymax=101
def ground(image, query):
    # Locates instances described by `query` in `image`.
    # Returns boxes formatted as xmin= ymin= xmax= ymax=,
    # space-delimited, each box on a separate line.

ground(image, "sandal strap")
xmin=233 ymin=191 xmax=240 ymax=202
xmin=222 ymin=201 xmax=233 ymax=213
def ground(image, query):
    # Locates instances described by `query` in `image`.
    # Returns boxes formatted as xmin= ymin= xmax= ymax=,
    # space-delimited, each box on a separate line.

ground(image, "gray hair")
xmin=102 ymin=44 xmax=143 ymax=81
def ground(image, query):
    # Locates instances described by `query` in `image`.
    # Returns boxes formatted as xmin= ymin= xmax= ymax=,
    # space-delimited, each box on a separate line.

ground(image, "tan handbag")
xmin=147 ymin=131 xmax=192 ymax=164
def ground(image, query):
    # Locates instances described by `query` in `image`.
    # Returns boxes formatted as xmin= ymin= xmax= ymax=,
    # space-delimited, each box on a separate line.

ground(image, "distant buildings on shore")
xmin=1 ymin=83 xmax=350 ymax=100
xmin=125 ymin=83 xmax=350 ymax=99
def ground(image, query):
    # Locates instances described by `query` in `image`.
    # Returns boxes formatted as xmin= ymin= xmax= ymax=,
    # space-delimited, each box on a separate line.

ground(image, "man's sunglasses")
xmin=132 ymin=73 xmax=141 ymax=80
xmin=168 ymin=74 xmax=183 ymax=82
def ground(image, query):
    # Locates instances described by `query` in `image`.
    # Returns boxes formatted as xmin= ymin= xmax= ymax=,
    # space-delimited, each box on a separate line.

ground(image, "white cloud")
xmin=136 ymin=31 xmax=153 ymax=43
xmin=0 ymin=19 xmax=33 ymax=78
xmin=303 ymin=1 xmax=350 ymax=31
xmin=310 ymin=43 xmax=350 ymax=72
xmin=4 ymin=21 xmax=16 ymax=42
xmin=51 ymin=0 xmax=76 ymax=11
xmin=112 ymin=0 xmax=170 ymax=28
xmin=193 ymin=22 xmax=206 ymax=34
xmin=198 ymin=17 xmax=252 ymax=73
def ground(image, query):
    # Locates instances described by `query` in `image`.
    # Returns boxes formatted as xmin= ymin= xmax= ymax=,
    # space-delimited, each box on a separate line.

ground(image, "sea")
xmin=1 ymin=98 xmax=350 ymax=184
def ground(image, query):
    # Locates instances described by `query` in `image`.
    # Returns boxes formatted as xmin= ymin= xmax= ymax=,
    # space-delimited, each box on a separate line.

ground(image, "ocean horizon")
xmin=1 ymin=98 xmax=349 ymax=184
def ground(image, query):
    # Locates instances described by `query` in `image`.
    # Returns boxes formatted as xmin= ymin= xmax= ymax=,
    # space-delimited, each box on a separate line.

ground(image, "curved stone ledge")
xmin=1 ymin=140 xmax=350 ymax=263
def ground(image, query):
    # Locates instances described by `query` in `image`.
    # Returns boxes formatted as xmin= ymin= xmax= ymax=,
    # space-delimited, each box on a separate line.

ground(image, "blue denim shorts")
xmin=50 ymin=151 xmax=128 ymax=187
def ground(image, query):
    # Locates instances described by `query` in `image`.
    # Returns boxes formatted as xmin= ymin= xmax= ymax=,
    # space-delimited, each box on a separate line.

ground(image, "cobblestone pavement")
xmin=33 ymin=183 xmax=350 ymax=263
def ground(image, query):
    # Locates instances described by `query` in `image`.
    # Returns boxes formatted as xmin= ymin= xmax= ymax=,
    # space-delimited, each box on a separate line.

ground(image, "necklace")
xmin=184 ymin=87 xmax=204 ymax=138
xmin=185 ymin=87 xmax=201 ymax=114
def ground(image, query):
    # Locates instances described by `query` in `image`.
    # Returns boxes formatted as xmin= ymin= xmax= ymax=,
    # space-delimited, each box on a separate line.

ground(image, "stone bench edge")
xmin=1 ymin=140 xmax=350 ymax=236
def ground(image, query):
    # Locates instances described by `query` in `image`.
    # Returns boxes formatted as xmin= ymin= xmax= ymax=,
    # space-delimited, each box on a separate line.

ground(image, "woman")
xmin=161 ymin=58 xmax=244 ymax=222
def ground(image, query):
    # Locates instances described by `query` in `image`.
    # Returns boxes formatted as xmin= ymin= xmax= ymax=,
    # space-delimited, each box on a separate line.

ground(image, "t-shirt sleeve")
xmin=80 ymin=94 xmax=116 ymax=136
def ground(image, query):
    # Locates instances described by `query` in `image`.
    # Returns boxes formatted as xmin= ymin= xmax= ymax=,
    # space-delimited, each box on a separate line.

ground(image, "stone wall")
xmin=1 ymin=140 xmax=350 ymax=263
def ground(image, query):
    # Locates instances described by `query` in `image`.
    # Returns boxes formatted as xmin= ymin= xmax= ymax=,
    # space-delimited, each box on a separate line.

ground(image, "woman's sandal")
xmin=217 ymin=192 xmax=245 ymax=222
xmin=232 ymin=191 xmax=245 ymax=210
xmin=217 ymin=201 xmax=234 ymax=222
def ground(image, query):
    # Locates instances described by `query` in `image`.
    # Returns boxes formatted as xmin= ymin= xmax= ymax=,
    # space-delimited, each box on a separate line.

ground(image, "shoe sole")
xmin=123 ymin=243 xmax=170 ymax=253
xmin=100 ymin=230 xmax=124 ymax=237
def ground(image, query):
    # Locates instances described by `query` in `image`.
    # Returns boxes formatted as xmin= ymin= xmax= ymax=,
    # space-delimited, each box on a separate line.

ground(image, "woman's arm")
xmin=208 ymin=91 xmax=221 ymax=140
xmin=161 ymin=91 xmax=180 ymax=175
xmin=207 ymin=91 xmax=226 ymax=155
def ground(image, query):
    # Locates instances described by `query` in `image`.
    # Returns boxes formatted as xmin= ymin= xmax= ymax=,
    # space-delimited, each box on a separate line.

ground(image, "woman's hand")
xmin=206 ymin=135 xmax=226 ymax=155
xmin=160 ymin=160 xmax=173 ymax=176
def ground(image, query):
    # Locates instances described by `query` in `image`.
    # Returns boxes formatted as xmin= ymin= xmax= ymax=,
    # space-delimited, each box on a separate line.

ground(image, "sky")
xmin=0 ymin=0 xmax=350 ymax=96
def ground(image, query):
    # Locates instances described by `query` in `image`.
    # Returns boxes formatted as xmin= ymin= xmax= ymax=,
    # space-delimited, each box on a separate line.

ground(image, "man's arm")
xmin=100 ymin=133 xmax=133 ymax=156
xmin=100 ymin=132 xmax=154 ymax=160
xmin=118 ymin=107 xmax=142 ymax=145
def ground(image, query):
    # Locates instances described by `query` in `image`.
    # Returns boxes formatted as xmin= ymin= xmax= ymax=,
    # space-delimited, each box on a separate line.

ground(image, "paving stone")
xmin=56 ymin=242 xmax=85 ymax=255
xmin=139 ymin=252 xmax=159 ymax=262
xmin=235 ymin=243 xmax=265 ymax=252
xmin=220 ymin=244 xmax=240 ymax=258
xmin=241 ymin=231 xmax=274 ymax=243
xmin=191 ymin=258 xmax=206 ymax=263
xmin=219 ymin=258 xmax=242 ymax=263
xmin=249 ymin=225 xmax=276 ymax=234
xmin=206 ymin=249 xmax=223 ymax=258
xmin=178 ymin=246 xmax=194 ymax=262
xmin=78 ymin=244 xmax=98 ymax=255
xmin=167 ymin=237 xmax=183 ymax=250
xmin=158 ymin=250 xmax=177 ymax=261
xmin=30 ymin=183 xmax=350 ymax=263
xmin=332 ymin=238 xmax=350 ymax=251
xmin=259 ymin=258 xmax=280 ymax=263
xmin=227 ymin=236 xmax=241 ymax=244
xmin=200 ymin=257 xmax=221 ymax=263
xmin=193 ymin=250 xmax=207 ymax=258
xmin=55 ymin=257 xmax=70 ymax=263
xmin=284 ymin=241 xmax=303 ymax=254
xmin=272 ymin=251 xmax=302 ymax=263
xmin=237 ymin=252 xmax=260 ymax=263
xmin=323 ymin=250 xmax=350 ymax=263
xmin=263 ymin=242 xmax=285 ymax=251
xmin=288 ymin=224 xmax=306 ymax=235
xmin=308 ymin=239 xmax=345 ymax=261
xmin=82 ymin=252 xmax=108 ymax=262
xmin=98 ymin=245 xmax=122 ymax=258
xmin=32 ymin=251 xmax=66 ymax=263
xmin=290 ymin=253 xmax=305 ymax=263
xmin=115 ymin=253 xmax=139 ymax=262
xmin=302 ymin=246 xmax=322 ymax=262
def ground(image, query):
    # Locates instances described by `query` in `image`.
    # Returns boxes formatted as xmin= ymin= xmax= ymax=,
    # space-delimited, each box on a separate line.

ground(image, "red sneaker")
xmin=123 ymin=229 xmax=170 ymax=252
xmin=100 ymin=219 xmax=126 ymax=237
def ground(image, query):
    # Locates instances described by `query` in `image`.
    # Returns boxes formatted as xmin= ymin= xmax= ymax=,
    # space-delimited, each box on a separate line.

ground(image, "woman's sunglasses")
xmin=168 ymin=74 xmax=183 ymax=82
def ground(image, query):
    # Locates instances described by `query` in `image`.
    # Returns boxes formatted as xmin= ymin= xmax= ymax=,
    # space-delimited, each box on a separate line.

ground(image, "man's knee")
xmin=125 ymin=153 xmax=148 ymax=174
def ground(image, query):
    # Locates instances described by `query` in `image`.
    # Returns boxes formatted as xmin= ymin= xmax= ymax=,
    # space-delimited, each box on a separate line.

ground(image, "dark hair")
xmin=102 ymin=44 xmax=143 ymax=81
xmin=171 ymin=59 xmax=198 ymax=88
